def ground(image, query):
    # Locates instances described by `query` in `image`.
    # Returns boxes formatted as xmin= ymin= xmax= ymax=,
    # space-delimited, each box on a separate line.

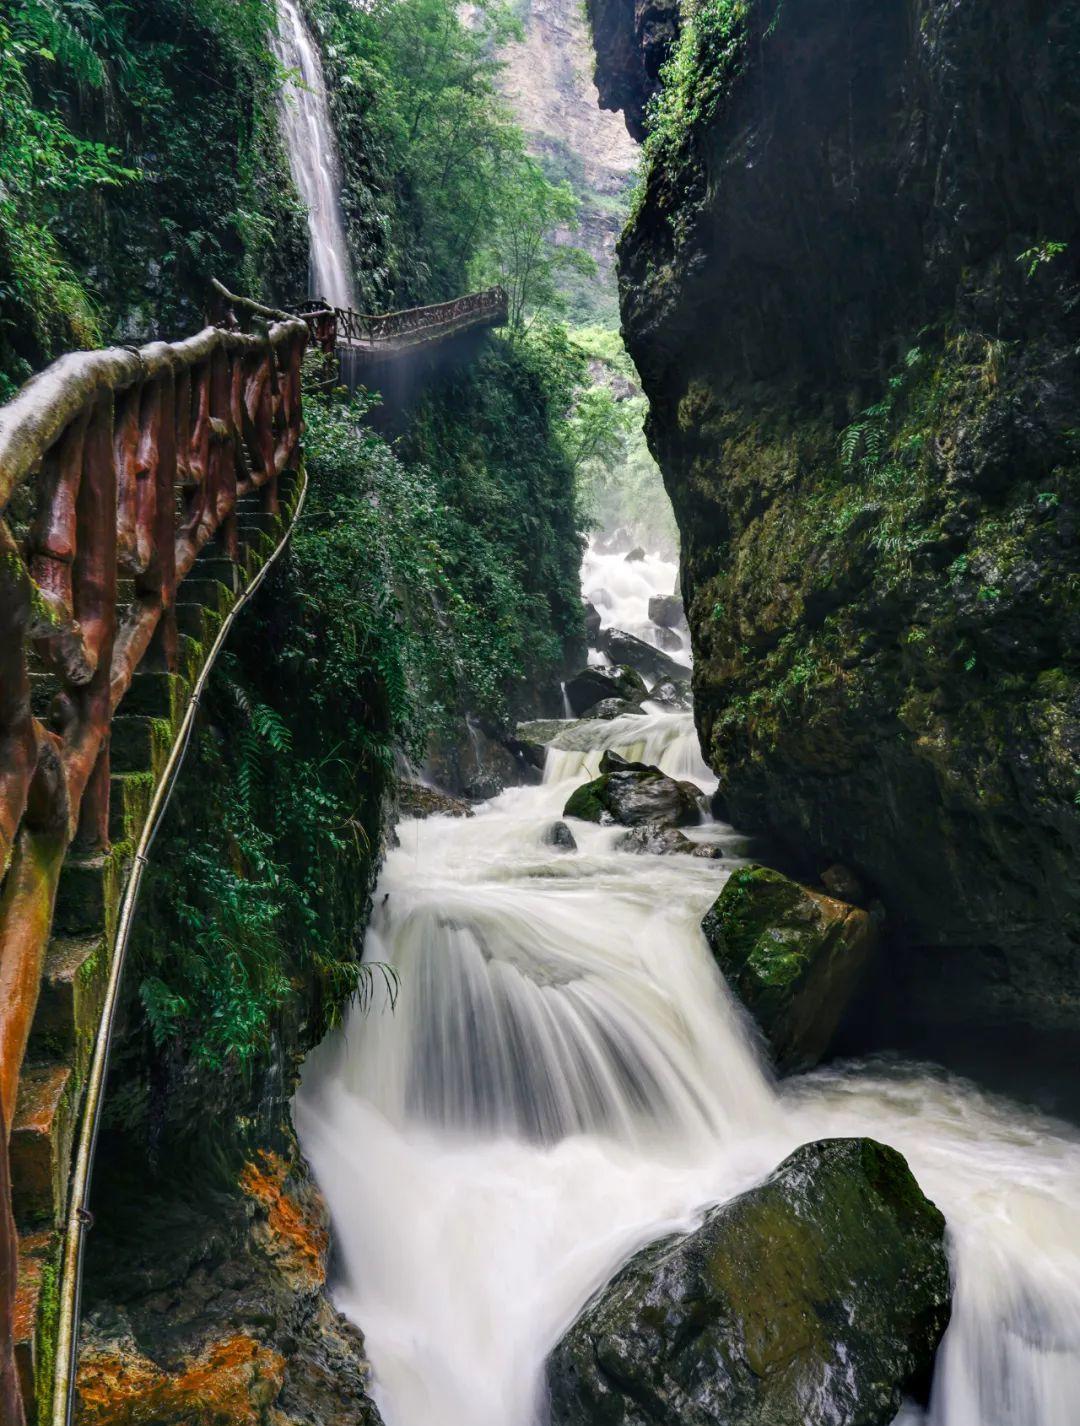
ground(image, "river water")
xmin=295 ymin=545 xmax=1080 ymax=1426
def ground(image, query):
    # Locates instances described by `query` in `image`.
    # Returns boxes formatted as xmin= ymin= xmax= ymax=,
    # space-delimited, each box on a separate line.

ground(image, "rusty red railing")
xmin=0 ymin=310 xmax=309 ymax=1424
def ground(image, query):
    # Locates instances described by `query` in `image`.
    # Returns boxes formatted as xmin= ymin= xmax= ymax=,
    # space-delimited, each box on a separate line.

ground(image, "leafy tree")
xmin=473 ymin=156 xmax=596 ymax=332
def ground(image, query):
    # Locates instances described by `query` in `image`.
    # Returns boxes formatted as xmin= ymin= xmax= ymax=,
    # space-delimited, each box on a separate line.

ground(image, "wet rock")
xmin=583 ymin=601 xmax=603 ymax=645
xmin=617 ymin=824 xmax=695 ymax=855
xmin=612 ymin=0 xmax=1080 ymax=1043
xmin=517 ymin=718 xmax=588 ymax=745
xmin=601 ymin=628 xmax=686 ymax=685
xmin=78 ymin=1151 xmax=384 ymax=1426
xmin=547 ymin=1137 xmax=950 ymax=1426
xmin=544 ymin=821 xmax=578 ymax=851
xmin=702 ymin=864 xmax=877 ymax=1073
xmin=652 ymin=624 xmax=683 ymax=652
xmin=588 ymin=697 xmax=645 ymax=720
xmin=624 ymin=546 xmax=646 ymax=562
xmin=649 ymin=678 xmax=691 ymax=710
xmin=822 ymin=862 xmax=866 ymax=904
xmin=425 ymin=722 xmax=534 ymax=801
xmin=585 ymin=0 xmax=681 ymax=141
xmin=564 ymin=751 xmax=703 ymax=828
xmin=78 ymin=1332 xmax=286 ymax=1426
xmin=398 ymin=782 xmax=474 ymax=820
xmin=564 ymin=664 xmax=649 ymax=716
xmin=648 ymin=593 xmax=687 ymax=631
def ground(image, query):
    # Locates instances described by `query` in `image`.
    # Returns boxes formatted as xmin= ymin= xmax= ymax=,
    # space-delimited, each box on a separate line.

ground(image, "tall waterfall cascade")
xmin=297 ymin=546 xmax=1080 ymax=1426
xmin=272 ymin=0 xmax=358 ymax=310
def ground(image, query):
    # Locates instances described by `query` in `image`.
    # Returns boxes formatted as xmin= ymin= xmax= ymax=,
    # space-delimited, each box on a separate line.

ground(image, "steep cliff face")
xmin=492 ymin=0 xmax=637 ymax=315
xmin=612 ymin=0 xmax=1080 ymax=1049
xmin=585 ymin=0 xmax=681 ymax=140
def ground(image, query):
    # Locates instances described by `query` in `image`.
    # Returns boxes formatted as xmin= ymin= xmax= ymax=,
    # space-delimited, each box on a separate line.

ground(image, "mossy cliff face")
xmin=612 ymin=0 xmax=1080 ymax=1043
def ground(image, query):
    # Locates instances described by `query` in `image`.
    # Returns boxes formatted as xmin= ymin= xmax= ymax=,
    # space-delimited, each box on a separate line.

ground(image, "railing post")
xmin=0 ymin=1100 xmax=24 ymax=1426
xmin=70 ymin=393 xmax=118 ymax=847
xmin=144 ymin=372 xmax=179 ymax=671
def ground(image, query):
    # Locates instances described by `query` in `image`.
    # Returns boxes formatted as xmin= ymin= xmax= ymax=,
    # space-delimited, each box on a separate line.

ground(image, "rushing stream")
xmin=296 ymin=546 xmax=1080 ymax=1426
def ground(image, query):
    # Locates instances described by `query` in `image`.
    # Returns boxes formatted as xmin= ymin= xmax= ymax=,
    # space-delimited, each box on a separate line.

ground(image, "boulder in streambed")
xmin=543 ymin=820 xmax=578 ymax=851
xmin=702 ymin=864 xmax=877 ymax=1074
xmin=588 ymin=698 xmax=646 ymax=720
xmin=616 ymin=824 xmax=695 ymax=855
xmin=546 ymin=1137 xmax=951 ymax=1426
xmin=564 ymin=665 xmax=649 ymax=716
xmin=584 ymin=600 xmax=603 ymax=645
xmin=648 ymin=593 xmax=688 ymax=631
xmin=563 ymin=751 xmax=703 ymax=828
xmin=601 ymin=628 xmax=686 ymax=686
xmin=397 ymin=782 xmax=474 ymax=819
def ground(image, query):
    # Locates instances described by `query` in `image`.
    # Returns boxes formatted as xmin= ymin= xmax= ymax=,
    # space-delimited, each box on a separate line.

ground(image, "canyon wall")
xmin=603 ymin=0 xmax=1080 ymax=1058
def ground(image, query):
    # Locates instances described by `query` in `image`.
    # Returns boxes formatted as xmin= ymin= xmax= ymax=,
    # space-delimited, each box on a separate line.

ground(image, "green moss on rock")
xmin=547 ymin=1136 xmax=951 ymax=1426
xmin=703 ymin=864 xmax=876 ymax=1072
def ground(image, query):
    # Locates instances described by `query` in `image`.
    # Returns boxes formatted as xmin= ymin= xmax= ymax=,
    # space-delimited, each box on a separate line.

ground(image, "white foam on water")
xmin=296 ymin=703 xmax=1080 ymax=1426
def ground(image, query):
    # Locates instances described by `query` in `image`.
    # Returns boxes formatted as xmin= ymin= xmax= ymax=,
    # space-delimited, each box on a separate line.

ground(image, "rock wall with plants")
xmin=0 ymin=0 xmax=593 ymax=1414
xmin=605 ymin=0 xmax=1080 ymax=1049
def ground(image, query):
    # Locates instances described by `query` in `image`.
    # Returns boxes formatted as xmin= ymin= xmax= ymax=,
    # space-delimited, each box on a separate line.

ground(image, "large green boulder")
xmin=546 ymin=1138 xmax=951 ymax=1426
xmin=702 ymin=864 xmax=876 ymax=1073
xmin=564 ymin=665 xmax=649 ymax=716
xmin=564 ymin=751 xmax=703 ymax=827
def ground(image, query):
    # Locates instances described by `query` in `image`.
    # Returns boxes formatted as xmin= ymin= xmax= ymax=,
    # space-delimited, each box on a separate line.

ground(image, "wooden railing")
xmin=296 ymin=284 xmax=508 ymax=352
xmin=0 ymin=313 xmax=308 ymax=1424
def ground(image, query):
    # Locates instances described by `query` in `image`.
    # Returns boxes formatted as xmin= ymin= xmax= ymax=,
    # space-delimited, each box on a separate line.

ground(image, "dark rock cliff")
xmin=585 ymin=0 xmax=681 ymax=140
xmin=605 ymin=0 xmax=1080 ymax=1063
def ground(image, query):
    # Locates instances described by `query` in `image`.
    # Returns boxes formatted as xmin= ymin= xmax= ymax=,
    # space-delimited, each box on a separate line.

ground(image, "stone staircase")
xmin=11 ymin=473 xmax=300 ymax=1422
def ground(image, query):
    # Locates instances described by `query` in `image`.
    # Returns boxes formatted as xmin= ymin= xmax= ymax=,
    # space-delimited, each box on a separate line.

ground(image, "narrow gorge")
xmin=0 ymin=2 xmax=1078 ymax=1426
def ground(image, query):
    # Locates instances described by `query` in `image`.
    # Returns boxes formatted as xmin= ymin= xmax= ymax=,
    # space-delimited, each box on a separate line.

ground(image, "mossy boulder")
xmin=564 ymin=665 xmax=649 ymax=716
xmin=600 ymin=628 xmax=687 ymax=686
xmin=564 ymin=751 xmax=703 ymax=827
xmin=546 ymin=1137 xmax=951 ymax=1426
xmin=702 ymin=865 xmax=876 ymax=1073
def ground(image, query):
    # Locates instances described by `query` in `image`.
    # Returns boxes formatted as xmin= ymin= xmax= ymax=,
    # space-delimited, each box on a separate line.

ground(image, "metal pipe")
xmin=50 ymin=461 xmax=310 ymax=1426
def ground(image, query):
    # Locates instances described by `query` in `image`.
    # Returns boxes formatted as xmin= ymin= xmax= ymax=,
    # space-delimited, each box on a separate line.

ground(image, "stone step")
xmin=120 ymin=669 xmax=188 ymax=721
xmin=53 ymin=855 xmax=108 ymax=937
xmin=10 ymin=1064 xmax=75 ymax=1229
xmin=174 ymin=600 xmax=223 ymax=644
xmin=192 ymin=555 xmax=239 ymax=591
xmin=28 ymin=936 xmax=106 ymax=1082
xmin=14 ymin=1229 xmax=58 ymax=1424
xmin=178 ymin=576 xmax=233 ymax=612
xmin=236 ymin=511 xmax=282 ymax=537
xmin=110 ymin=715 xmax=166 ymax=777
xmin=108 ymin=770 xmax=154 ymax=845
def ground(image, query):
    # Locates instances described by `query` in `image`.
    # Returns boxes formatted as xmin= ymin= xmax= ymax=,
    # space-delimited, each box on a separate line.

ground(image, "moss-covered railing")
xmin=0 ymin=310 xmax=309 ymax=1425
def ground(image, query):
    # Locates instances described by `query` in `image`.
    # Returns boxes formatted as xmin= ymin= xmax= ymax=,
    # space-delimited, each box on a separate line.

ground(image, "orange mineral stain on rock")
xmin=77 ymin=1333 xmax=285 ymax=1426
xmin=239 ymin=1151 xmax=328 ymax=1289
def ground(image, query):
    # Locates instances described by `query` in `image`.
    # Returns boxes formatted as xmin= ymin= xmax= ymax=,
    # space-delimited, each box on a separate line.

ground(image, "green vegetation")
xmin=0 ymin=0 xmax=306 ymax=390
xmin=3 ymin=0 xmax=595 ymax=1110
xmin=128 ymin=337 xmax=580 ymax=1096
xmin=569 ymin=325 xmax=679 ymax=553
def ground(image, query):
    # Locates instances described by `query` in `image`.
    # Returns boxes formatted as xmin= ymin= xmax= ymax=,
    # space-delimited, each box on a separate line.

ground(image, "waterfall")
xmin=272 ymin=0 xmax=358 ymax=310
xmin=295 ymin=552 xmax=1080 ymax=1426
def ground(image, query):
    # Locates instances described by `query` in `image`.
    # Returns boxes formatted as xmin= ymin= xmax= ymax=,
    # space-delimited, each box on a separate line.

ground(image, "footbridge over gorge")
xmin=0 ymin=282 xmax=506 ymax=1426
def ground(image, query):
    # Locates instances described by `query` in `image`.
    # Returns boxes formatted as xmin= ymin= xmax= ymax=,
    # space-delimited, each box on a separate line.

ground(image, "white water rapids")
xmin=272 ymin=0 xmax=358 ymax=310
xmin=296 ymin=545 xmax=1080 ymax=1426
